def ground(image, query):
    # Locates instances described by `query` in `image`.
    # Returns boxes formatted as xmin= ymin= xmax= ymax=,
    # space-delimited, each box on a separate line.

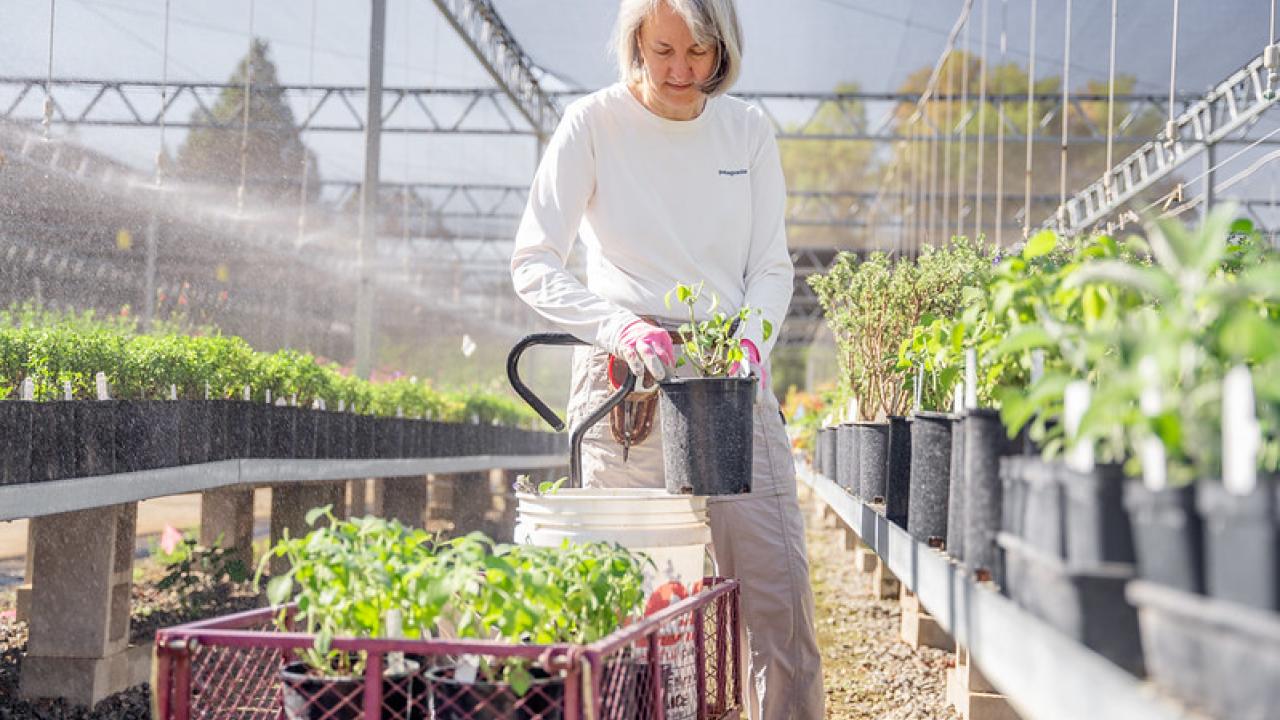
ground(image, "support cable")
xmin=1165 ymin=0 xmax=1180 ymax=143
xmin=957 ymin=13 xmax=972 ymax=239
xmin=42 ymin=0 xmax=56 ymax=139
xmin=1023 ymin=0 xmax=1037 ymax=239
xmin=930 ymin=111 xmax=941 ymax=243
xmin=297 ymin=0 xmax=318 ymax=239
xmin=943 ymin=67 xmax=954 ymax=241
xmin=236 ymin=0 xmax=256 ymax=215
xmin=1268 ymin=0 xmax=1279 ymax=98
xmin=975 ymin=0 xmax=990 ymax=240
xmin=1105 ymin=0 xmax=1119 ymax=202
xmin=156 ymin=0 xmax=172 ymax=186
xmin=996 ymin=0 xmax=1008 ymax=246
xmin=1058 ymin=0 xmax=1072 ymax=229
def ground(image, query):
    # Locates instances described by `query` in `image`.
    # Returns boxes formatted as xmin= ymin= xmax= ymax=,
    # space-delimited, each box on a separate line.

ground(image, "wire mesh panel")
xmin=154 ymin=580 xmax=740 ymax=720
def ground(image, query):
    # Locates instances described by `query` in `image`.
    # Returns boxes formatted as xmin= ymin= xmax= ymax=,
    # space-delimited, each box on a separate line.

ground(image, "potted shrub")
xmin=657 ymin=282 xmax=771 ymax=496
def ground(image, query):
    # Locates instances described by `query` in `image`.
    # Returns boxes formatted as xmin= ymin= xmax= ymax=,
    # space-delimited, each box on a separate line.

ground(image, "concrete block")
xmin=15 ymin=524 xmax=33 ymax=622
xmin=269 ymin=482 xmax=346 ymax=577
xmin=200 ymin=486 xmax=255 ymax=563
xmin=347 ymin=478 xmax=370 ymax=517
xmin=854 ymin=546 xmax=878 ymax=574
xmin=450 ymin=471 xmax=494 ymax=536
xmin=381 ymin=476 xmax=428 ymax=529
xmin=871 ymin=556 xmax=900 ymax=599
xmin=948 ymin=646 xmax=1021 ymax=720
xmin=21 ymin=653 xmax=132 ymax=707
xmin=899 ymin=588 xmax=954 ymax=652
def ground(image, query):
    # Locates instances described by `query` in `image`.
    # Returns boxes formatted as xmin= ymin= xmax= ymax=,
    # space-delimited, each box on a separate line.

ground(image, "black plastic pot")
xmin=1197 ymin=478 xmax=1280 ymax=611
xmin=375 ymin=417 xmax=404 ymax=459
xmin=115 ymin=401 xmax=180 ymax=473
xmin=946 ymin=415 xmax=967 ymax=561
xmin=1000 ymin=532 xmax=1144 ymax=676
xmin=856 ymin=422 xmax=889 ymax=504
xmin=270 ymin=406 xmax=298 ymax=459
xmin=426 ymin=665 xmax=565 ymax=720
xmin=820 ymin=427 xmax=837 ymax=481
xmin=74 ymin=400 xmax=117 ymax=478
xmin=206 ymin=401 xmax=229 ymax=462
xmin=906 ymin=411 xmax=954 ymax=545
xmin=836 ymin=424 xmax=858 ymax=494
xmin=0 ymin=401 xmax=33 ymax=485
xmin=885 ymin=416 xmax=912 ymax=527
xmin=220 ymin=401 xmax=253 ymax=461
xmin=30 ymin=401 xmax=76 ymax=483
xmin=962 ymin=409 xmax=1009 ymax=579
xmin=177 ymin=401 xmax=211 ymax=466
xmin=247 ymin=404 xmax=274 ymax=459
xmin=1123 ymin=481 xmax=1205 ymax=594
xmin=1009 ymin=457 xmax=1064 ymax=558
xmin=293 ymin=409 xmax=319 ymax=460
xmin=1128 ymin=579 xmax=1280 ymax=720
xmin=658 ymin=377 xmax=755 ymax=496
xmin=1060 ymin=463 xmax=1135 ymax=569
xmin=280 ymin=660 xmax=423 ymax=720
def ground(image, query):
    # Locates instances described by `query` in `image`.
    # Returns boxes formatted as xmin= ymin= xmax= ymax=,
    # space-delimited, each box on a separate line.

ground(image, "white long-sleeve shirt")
xmin=509 ymin=83 xmax=794 ymax=361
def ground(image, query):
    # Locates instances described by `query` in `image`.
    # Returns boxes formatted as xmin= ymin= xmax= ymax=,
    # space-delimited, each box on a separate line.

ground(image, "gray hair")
xmin=612 ymin=0 xmax=743 ymax=97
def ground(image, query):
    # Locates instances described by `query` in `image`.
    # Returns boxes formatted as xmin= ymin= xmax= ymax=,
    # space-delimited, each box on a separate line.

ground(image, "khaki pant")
xmin=566 ymin=349 xmax=825 ymax=720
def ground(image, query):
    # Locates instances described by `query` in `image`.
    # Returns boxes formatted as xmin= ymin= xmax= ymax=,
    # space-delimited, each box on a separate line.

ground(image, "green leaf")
xmin=762 ymin=319 xmax=774 ymax=342
xmin=267 ymin=575 xmax=294 ymax=606
xmin=1065 ymin=262 xmax=1177 ymax=302
xmin=1023 ymin=230 xmax=1058 ymax=260
xmin=305 ymin=505 xmax=333 ymax=527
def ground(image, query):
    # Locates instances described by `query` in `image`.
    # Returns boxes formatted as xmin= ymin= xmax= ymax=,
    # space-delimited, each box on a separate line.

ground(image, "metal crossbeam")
xmin=1055 ymin=51 xmax=1280 ymax=235
xmin=427 ymin=0 xmax=560 ymax=140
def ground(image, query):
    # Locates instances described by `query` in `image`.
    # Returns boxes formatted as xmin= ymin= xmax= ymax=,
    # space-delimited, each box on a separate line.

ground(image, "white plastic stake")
xmin=95 ymin=372 xmax=110 ymax=401
xmin=914 ymin=365 xmax=924 ymax=412
xmin=396 ymin=406 xmax=404 ymax=419
xmin=964 ymin=348 xmax=979 ymax=410
xmin=1138 ymin=358 xmax=1167 ymax=490
xmin=20 ymin=378 xmax=34 ymax=401
xmin=471 ymin=413 xmax=480 ymax=425
xmin=63 ymin=380 xmax=73 ymax=401
xmin=847 ymin=396 xmax=859 ymax=424
xmin=338 ymin=399 xmax=346 ymax=412
xmin=290 ymin=393 xmax=298 ymax=407
xmin=204 ymin=382 xmax=210 ymax=400
xmin=385 ymin=609 xmax=406 ymax=674
xmin=1031 ymin=349 xmax=1045 ymax=385
xmin=242 ymin=386 xmax=251 ymax=402
xmin=169 ymin=384 xmax=177 ymax=401
xmin=265 ymin=389 xmax=272 ymax=405
xmin=1223 ymin=365 xmax=1261 ymax=496
xmin=1064 ymin=381 xmax=1095 ymax=472
xmin=952 ymin=383 xmax=964 ymax=415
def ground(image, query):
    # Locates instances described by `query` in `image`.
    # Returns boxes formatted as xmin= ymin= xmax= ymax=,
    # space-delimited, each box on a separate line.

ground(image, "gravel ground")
xmin=801 ymin=484 xmax=961 ymax=720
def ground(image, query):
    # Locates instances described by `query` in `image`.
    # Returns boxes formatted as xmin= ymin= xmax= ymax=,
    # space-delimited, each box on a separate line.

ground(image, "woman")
xmin=509 ymin=1 xmax=824 ymax=717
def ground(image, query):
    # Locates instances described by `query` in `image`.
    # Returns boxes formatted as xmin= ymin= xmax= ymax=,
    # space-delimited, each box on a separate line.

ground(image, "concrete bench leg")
xmin=450 ymin=471 xmax=495 ymax=536
xmin=947 ymin=645 xmax=1021 ymax=720
xmin=347 ymin=479 xmax=370 ymax=517
xmin=21 ymin=503 xmax=137 ymax=706
xmin=14 ymin=523 xmax=34 ymax=622
xmin=269 ymin=482 xmax=346 ymax=577
xmin=381 ymin=476 xmax=428 ymax=529
xmin=200 ymin=487 xmax=255 ymax=566
xmin=899 ymin=586 xmax=954 ymax=652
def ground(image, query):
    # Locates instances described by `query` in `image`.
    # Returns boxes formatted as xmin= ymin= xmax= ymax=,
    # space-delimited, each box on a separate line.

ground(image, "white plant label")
xmin=1141 ymin=437 xmax=1168 ymax=491
xmin=846 ymin=397 xmax=858 ymax=424
xmin=20 ymin=378 xmax=34 ymax=401
xmin=290 ymin=394 xmax=298 ymax=407
xmin=265 ymin=389 xmax=272 ymax=405
xmin=242 ymin=386 xmax=251 ymax=402
xmin=1030 ymin=349 xmax=1045 ymax=385
xmin=385 ymin=609 xmax=406 ymax=675
xmin=964 ymin=348 xmax=979 ymax=410
xmin=952 ymin=383 xmax=964 ymax=415
xmin=63 ymin=380 xmax=73 ymax=401
xmin=461 ymin=334 xmax=477 ymax=358
xmin=95 ymin=372 xmax=110 ymax=401
xmin=1223 ymin=365 xmax=1260 ymax=496
xmin=396 ymin=406 xmax=404 ymax=419
xmin=914 ymin=365 xmax=924 ymax=412
xmin=338 ymin=399 xmax=346 ymax=412
xmin=455 ymin=654 xmax=480 ymax=684
xmin=169 ymin=384 xmax=177 ymax=401
xmin=1064 ymin=381 xmax=1095 ymax=473
xmin=204 ymin=382 xmax=210 ymax=400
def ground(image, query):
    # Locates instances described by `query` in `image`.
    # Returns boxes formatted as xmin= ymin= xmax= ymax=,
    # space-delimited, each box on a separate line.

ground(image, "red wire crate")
xmin=153 ymin=579 xmax=741 ymax=720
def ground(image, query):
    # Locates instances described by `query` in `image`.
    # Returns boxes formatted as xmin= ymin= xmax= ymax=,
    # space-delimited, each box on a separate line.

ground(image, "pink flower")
xmin=160 ymin=524 xmax=184 ymax=555
xmin=0 ymin=609 xmax=15 ymax=621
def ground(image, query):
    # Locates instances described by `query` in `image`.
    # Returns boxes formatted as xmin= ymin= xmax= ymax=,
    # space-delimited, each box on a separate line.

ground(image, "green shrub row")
xmin=0 ymin=304 xmax=536 ymax=425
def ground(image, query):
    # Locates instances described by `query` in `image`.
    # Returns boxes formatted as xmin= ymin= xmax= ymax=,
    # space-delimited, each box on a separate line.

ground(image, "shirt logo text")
xmin=718 ymin=169 xmax=749 ymax=177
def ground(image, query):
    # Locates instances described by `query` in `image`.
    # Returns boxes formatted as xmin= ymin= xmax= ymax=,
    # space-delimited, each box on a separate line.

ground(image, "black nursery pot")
xmin=115 ymin=400 xmax=180 ymax=473
xmin=280 ymin=661 xmax=423 ymax=720
xmin=269 ymin=406 xmax=299 ymax=459
xmin=205 ymin=401 xmax=229 ymax=462
xmin=30 ymin=401 xmax=77 ymax=483
xmin=353 ymin=414 xmax=376 ymax=459
xmin=247 ymin=403 xmax=274 ymax=459
xmin=426 ymin=665 xmax=564 ymax=720
xmin=837 ymin=424 xmax=858 ymax=495
xmin=962 ymin=409 xmax=1010 ymax=578
xmin=1060 ymin=463 xmax=1135 ymax=569
xmin=856 ymin=421 xmax=889 ymax=504
xmin=374 ymin=416 xmax=404 ymax=459
xmin=906 ymin=411 xmax=954 ymax=545
xmin=1009 ymin=457 xmax=1065 ymax=558
xmin=946 ymin=415 xmax=968 ymax=561
xmin=177 ymin=400 xmax=211 ymax=466
xmin=220 ymin=401 xmax=253 ymax=461
xmin=820 ymin=427 xmax=838 ymax=482
xmin=293 ymin=408 xmax=319 ymax=460
xmin=1123 ymin=481 xmax=1205 ymax=594
xmin=658 ymin=377 xmax=756 ymax=496
xmin=0 ymin=401 xmax=33 ymax=485
xmin=1197 ymin=478 xmax=1280 ymax=611
xmin=885 ymin=416 xmax=912 ymax=527
xmin=74 ymin=400 xmax=117 ymax=478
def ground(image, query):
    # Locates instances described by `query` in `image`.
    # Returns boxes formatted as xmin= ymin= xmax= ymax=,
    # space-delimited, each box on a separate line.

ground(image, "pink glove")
xmin=729 ymin=339 xmax=768 ymax=391
xmin=614 ymin=320 xmax=677 ymax=381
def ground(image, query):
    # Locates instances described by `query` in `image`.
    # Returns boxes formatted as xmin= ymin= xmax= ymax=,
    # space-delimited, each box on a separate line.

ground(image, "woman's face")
xmin=635 ymin=2 xmax=718 ymax=118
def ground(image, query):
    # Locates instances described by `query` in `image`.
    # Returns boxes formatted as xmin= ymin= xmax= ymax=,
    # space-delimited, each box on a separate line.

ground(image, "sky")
xmin=0 ymin=0 xmax=1276 ymax=187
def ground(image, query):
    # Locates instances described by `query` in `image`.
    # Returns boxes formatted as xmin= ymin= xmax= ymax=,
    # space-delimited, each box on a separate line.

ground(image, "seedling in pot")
xmin=663 ymin=282 xmax=771 ymax=378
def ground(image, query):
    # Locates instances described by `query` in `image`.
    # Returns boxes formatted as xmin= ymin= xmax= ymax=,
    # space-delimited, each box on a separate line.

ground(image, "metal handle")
xmin=506 ymin=332 xmax=635 ymax=488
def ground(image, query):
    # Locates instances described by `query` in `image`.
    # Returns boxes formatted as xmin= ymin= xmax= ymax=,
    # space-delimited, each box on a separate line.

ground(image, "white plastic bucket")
xmin=514 ymin=488 xmax=711 ymax=595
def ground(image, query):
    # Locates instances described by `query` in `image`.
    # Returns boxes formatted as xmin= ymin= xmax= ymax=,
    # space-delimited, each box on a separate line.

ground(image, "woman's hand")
xmin=614 ymin=320 xmax=677 ymax=380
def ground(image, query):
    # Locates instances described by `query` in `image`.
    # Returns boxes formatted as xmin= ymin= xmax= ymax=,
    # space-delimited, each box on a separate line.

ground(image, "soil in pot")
xmin=1197 ymin=477 xmax=1280 ymax=611
xmin=962 ymin=409 xmax=1010 ymax=579
xmin=906 ymin=411 xmax=954 ymax=545
xmin=29 ymin=401 xmax=76 ymax=482
xmin=658 ymin=377 xmax=755 ymax=496
xmin=177 ymin=400 xmax=212 ymax=466
xmin=426 ymin=665 xmax=565 ymax=720
xmin=856 ymin=422 xmax=889 ymax=504
xmin=836 ymin=424 xmax=857 ymax=495
xmin=1060 ymin=463 xmax=1135 ymax=569
xmin=74 ymin=400 xmax=117 ymax=477
xmin=946 ymin=416 xmax=967 ymax=562
xmin=885 ymin=416 xmax=912 ymax=527
xmin=1123 ymin=481 xmax=1205 ymax=594
xmin=280 ymin=659 xmax=424 ymax=720
xmin=115 ymin=401 xmax=179 ymax=473
xmin=0 ymin=400 xmax=33 ymax=485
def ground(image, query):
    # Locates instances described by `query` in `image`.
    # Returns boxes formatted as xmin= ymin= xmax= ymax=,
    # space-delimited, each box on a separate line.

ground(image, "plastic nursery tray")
xmin=154 ymin=578 xmax=742 ymax=720
xmin=1128 ymin=580 xmax=1280 ymax=720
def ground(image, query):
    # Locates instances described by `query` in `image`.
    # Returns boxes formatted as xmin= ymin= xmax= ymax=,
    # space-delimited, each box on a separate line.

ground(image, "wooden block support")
xmin=843 ymin=525 xmax=859 ymax=552
xmin=854 ymin=545 xmax=878 ymax=574
xmin=870 ymin=554 xmax=900 ymax=599
xmin=21 ymin=503 xmax=138 ymax=706
xmin=899 ymin=587 xmax=954 ymax=652
xmin=948 ymin=645 xmax=1021 ymax=720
